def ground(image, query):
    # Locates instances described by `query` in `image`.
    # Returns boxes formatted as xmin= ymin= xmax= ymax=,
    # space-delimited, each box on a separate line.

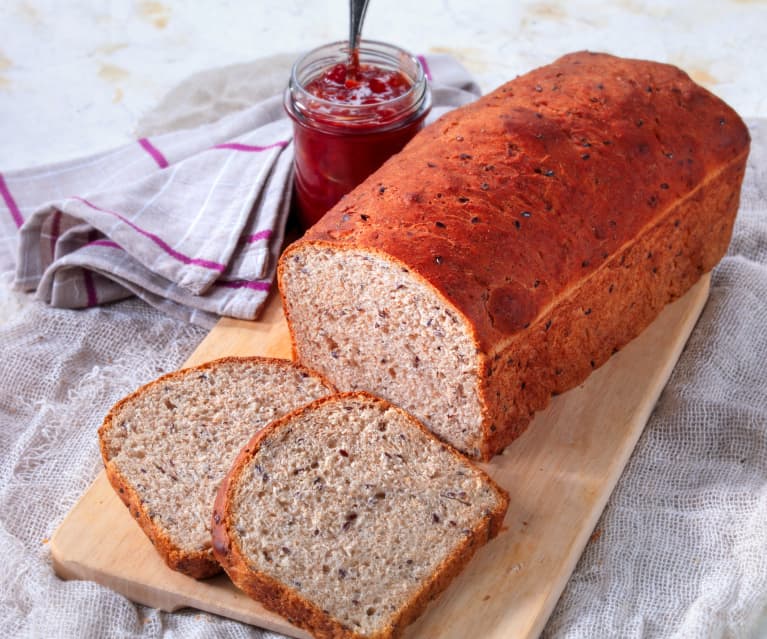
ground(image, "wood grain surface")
xmin=50 ymin=274 xmax=711 ymax=639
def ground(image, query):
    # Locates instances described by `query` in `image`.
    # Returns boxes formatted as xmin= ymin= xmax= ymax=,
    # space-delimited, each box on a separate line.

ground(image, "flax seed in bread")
xmin=278 ymin=51 xmax=750 ymax=460
xmin=212 ymin=392 xmax=509 ymax=639
xmin=98 ymin=356 xmax=335 ymax=578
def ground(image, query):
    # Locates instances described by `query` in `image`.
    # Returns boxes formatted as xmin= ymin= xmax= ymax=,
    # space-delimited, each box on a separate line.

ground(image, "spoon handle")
xmin=349 ymin=0 xmax=371 ymax=54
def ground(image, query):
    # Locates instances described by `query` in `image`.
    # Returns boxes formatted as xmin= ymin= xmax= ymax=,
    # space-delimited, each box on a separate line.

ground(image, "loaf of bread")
xmin=212 ymin=392 xmax=509 ymax=639
xmin=278 ymin=51 xmax=750 ymax=460
xmin=98 ymin=356 xmax=334 ymax=578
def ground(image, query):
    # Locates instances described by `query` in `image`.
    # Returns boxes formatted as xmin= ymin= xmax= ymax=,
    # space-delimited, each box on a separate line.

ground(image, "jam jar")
xmin=284 ymin=40 xmax=431 ymax=229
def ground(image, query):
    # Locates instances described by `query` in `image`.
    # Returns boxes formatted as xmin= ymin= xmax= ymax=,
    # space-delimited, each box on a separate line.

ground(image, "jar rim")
xmin=285 ymin=40 xmax=430 ymax=129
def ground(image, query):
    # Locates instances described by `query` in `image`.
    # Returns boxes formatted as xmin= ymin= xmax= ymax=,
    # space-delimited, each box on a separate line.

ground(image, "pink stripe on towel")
xmin=246 ymin=229 xmax=273 ymax=243
xmin=83 ymin=230 xmax=99 ymax=307
xmin=0 ymin=173 xmax=24 ymax=228
xmin=217 ymin=279 xmax=271 ymax=292
xmin=138 ymin=138 xmax=169 ymax=169
xmin=72 ymin=196 xmax=226 ymax=272
xmin=83 ymin=269 xmax=98 ymax=307
xmin=213 ymin=141 xmax=288 ymax=153
xmin=50 ymin=210 xmax=62 ymax=258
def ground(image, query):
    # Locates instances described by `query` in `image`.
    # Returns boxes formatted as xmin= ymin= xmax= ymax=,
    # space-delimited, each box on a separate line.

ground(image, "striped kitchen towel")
xmin=0 ymin=54 xmax=480 ymax=327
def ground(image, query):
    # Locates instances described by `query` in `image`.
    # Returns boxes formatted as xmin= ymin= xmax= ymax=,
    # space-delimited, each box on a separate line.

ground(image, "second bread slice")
xmin=212 ymin=392 xmax=509 ymax=639
xmin=99 ymin=356 xmax=335 ymax=578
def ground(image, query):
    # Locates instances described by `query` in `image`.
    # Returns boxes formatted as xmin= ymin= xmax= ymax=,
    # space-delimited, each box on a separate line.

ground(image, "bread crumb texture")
xmin=226 ymin=394 xmax=508 ymax=638
xmin=100 ymin=357 xmax=333 ymax=573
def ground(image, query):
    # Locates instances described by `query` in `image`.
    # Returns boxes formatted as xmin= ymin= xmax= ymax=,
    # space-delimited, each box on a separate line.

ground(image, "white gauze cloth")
xmin=0 ymin=54 xmax=480 ymax=328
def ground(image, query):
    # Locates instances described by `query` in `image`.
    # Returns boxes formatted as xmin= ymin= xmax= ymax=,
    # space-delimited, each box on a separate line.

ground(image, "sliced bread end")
xmin=212 ymin=392 xmax=509 ymax=638
xmin=99 ymin=356 xmax=335 ymax=579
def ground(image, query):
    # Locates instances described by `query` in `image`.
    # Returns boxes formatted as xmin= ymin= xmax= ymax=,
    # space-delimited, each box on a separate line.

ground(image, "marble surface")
xmin=1 ymin=0 xmax=766 ymax=171
xmin=1 ymin=0 xmax=767 ymax=634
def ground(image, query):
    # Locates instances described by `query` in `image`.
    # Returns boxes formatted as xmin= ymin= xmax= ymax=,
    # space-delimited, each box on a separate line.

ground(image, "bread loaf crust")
xmin=279 ymin=51 xmax=750 ymax=459
xmin=212 ymin=392 xmax=509 ymax=639
xmin=99 ymin=356 xmax=336 ymax=579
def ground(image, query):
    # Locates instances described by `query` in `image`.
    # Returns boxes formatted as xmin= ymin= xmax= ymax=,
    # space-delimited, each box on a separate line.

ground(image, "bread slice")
xmin=98 ymin=356 xmax=335 ymax=578
xmin=278 ymin=51 xmax=750 ymax=460
xmin=212 ymin=392 xmax=509 ymax=639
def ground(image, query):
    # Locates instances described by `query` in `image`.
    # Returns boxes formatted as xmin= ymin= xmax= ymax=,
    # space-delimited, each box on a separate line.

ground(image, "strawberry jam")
xmin=304 ymin=62 xmax=412 ymax=106
xmin=285 ymin=41 xmax=431 ymax=229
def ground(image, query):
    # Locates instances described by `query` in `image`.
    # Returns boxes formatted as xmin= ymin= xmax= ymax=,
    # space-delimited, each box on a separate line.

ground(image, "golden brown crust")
xmin=98 ymin=356 xmax=336 ymax=579
xmin=478 ymin=149 xmax=749 ymax=458
xmin=294 ymin=51 xmax=749 ymax=349
xmin=278 ymin=51 xmax=751 ymax=460
xmin=212 ymin=392 xmax=509 ymax=639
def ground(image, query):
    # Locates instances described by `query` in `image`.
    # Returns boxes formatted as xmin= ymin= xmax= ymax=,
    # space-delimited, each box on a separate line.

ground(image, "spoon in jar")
xmin=348 ymin=0 xmax=371 ymax=78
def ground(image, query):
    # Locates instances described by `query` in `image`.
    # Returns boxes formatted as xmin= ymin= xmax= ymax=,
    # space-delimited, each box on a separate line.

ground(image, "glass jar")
xmin=284 ymin=40 xmax=431 ymax=229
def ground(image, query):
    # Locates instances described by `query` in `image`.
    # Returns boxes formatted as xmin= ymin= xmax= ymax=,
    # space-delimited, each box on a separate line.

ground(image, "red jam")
xmin=304 ymin=63 xmax=412 ymax=106
xmin=285 ymin=42 xmax=431 ymax=230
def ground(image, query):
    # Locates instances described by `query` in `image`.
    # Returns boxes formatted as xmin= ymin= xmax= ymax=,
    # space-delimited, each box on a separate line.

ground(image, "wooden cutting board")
xmin=50 ymin=274 xmax=711 ymax=639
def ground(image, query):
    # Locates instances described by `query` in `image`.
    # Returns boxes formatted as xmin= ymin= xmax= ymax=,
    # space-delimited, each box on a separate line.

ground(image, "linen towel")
xmin=0 ymin=54 xmax=480 ymax=328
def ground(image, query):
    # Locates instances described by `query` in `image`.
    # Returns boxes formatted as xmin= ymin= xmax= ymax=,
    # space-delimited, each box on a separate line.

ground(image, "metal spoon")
xmin=348 ymin=0 xmax=371 ymax=73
